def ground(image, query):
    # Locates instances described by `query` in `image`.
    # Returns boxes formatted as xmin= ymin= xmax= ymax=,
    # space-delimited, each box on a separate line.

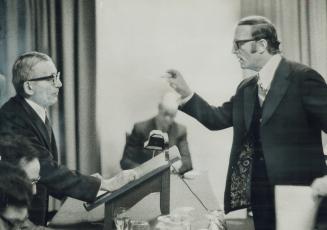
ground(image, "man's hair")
xmin=159 ymin=92 xmax=179 ymax=111
xmin=0 ymin=162 xmax=33 ymax=213
xmin=238 ymin=15 xmax=280 ymax=54
xmin=12 ymin=51 xmax=52 ymax=97
xmin=0 ymin=135 xmax=39 ymax=166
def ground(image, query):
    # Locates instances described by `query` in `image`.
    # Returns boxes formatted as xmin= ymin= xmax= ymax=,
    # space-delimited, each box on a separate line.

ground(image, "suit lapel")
xmin=261 ymin=58 xmax=292 ymax=125
xmin=244 ymin=76 xmax=259 ymax=131
xmin=16 ymin=96 xmax=52 ymax=148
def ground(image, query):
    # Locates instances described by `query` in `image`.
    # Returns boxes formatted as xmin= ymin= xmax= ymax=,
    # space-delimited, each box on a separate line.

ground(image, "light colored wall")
xmin=96 ymin=0 xmax=242 ymax=207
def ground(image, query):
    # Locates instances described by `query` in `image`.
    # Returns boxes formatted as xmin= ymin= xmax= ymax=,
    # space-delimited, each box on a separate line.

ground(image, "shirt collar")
xmin=24 ymin=98 xmax=47 ymax=123
xmin=258 ymin=54 xmax=282 ymax=90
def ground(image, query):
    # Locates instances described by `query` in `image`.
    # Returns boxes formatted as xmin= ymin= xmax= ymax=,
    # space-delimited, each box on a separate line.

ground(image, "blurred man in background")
xmin=120 ymin=92 xmax=193 ymax=175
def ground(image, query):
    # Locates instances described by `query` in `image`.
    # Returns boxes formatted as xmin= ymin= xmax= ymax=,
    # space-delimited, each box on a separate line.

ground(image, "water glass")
xmin=114 ymin=207 xmax=130 ymax=230
xmin=130 ymin=220 xmax=150 ymax=230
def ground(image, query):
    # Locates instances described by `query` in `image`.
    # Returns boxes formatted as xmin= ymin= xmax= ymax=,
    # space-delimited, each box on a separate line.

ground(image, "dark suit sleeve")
xmin=0 ymin=112 xmax=101 ymax=202
xmin=35 ymin=144 xmax=101 ymax=202
xmin=300 ymin=69 xmax=327 ymax=133
xmin=176 ymin=128 xmax=193 ymax=174
xmin=180 ymin=93 xmax=234 ymax=130
xmin=120 ymin=125 xmax=146 ymax=169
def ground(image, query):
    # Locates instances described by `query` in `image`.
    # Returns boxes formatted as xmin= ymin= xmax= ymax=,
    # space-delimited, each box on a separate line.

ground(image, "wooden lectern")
xmin=84 ymin=147 xmax=179 ymax=230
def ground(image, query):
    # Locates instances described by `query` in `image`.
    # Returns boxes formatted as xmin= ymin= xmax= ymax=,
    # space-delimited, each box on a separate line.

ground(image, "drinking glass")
xmin=130 ymin=220 xmax=150 ymax=230
xmin=114 ymin=207 xmax=130 ymax=230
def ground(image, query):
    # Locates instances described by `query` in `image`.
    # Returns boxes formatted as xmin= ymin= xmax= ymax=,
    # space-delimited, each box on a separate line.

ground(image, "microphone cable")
xmin=171 ymin=164 xmax=209 ymax=211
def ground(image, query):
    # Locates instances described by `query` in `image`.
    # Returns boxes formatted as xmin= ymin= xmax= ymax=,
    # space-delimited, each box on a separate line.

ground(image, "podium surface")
xmin=102 ymin=164 xmax=170 ymax=230
xmin=49 ymin=171 xmax=220 ymax=229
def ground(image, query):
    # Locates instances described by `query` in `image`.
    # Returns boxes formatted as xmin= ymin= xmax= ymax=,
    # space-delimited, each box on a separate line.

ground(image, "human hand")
xmin=100 ymin=169 xmax=138 ymax=192
xmin=311 ymin=175 xmax=327 ymax=197
xmin=162 ymin=69 xmax=193 ymax=99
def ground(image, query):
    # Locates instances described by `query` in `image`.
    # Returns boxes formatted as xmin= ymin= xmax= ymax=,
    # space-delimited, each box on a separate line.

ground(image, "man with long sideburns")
xmin=165 ymin=16 xmax=327 ymax=230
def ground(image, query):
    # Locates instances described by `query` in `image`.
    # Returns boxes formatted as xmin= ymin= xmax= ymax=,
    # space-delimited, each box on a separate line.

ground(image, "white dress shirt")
xmin=257 ymin=54 xmax=282 ymax=103
xmin=25 ymin=98 xmax=47 ymax=123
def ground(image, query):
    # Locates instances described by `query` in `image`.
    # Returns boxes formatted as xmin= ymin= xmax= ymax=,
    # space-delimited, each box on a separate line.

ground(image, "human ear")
xmin=257 ymin=39 xmax=268 ymax=54
xmin=23 ymin=81 xmax=34 ymax=96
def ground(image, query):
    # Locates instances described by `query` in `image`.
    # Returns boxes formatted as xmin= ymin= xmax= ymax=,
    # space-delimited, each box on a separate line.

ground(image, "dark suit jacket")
xmin=120 ymin=117 xmax=193 ymax=174
xmin=0 ymin=96 xmax=101 ymax=225
xmin=180 ymin=58 xmax=327 ymax=213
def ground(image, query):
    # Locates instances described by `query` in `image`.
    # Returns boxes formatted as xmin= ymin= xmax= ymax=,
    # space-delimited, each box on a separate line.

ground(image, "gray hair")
xmin=12 ymin=51 xmax=52 ymax=97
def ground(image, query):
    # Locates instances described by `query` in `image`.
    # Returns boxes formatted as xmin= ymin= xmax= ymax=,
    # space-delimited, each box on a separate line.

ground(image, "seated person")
xmin=0 ymin=73 xmax=6 ymax=106
xmin=120 ymin=92 xmax=193 ymax=174
xmin=0 ymin=136 xmax=52 ymax=229
xmin=0 ymin=135 xmax=41 ymax=195
xmin=0 ymin=161 xmax=40 ymax=230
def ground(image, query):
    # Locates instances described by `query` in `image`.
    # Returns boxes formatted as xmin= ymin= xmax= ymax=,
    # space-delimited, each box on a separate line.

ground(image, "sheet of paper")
xmin=134 ymin=145 xmax=180 ymax=179
xmin=96 ymin=189 xmax=108 ymax=198
xmin=275 ymin=185 xmax=322 ymax=230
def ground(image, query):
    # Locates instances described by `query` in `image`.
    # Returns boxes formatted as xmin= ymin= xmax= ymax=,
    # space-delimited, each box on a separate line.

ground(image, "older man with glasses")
xmin=0 ymin=51 xmax=137 ymax=226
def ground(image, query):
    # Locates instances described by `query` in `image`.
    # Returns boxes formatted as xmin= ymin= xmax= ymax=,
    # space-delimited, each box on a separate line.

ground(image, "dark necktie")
xmin=45 ymin=114 xmax=52 ymax=142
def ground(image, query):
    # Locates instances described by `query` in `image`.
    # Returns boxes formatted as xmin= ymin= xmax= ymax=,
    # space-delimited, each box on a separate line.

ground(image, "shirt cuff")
xmin=179 ymin=92 xmax=194 ymax=106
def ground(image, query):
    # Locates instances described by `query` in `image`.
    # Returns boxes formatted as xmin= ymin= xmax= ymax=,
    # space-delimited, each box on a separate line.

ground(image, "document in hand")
xmin=275 ymin=185 xmax=322 ymax=230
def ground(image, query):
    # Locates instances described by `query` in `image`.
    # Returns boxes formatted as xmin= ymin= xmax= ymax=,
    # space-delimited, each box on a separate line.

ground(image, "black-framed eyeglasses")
xmin=31 ymin=176 xmax=41 ymax=185
xmin=233 ymin=38 xmax=257 ymax=50
xmin=0 ymin=213 xmax=29 ymax=228
xmin=28 ymin=72 xmax=61 ymax=85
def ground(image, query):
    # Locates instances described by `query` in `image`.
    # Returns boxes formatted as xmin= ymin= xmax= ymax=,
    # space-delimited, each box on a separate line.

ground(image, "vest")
xmin=229 ymin=87 xmax=271 ymax=210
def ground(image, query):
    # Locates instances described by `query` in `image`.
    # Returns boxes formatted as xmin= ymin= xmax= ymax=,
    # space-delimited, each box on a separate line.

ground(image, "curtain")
xmin=240 ymin=0 xmax=327 ymax=149
xmin=0 ymin=0 xmax=34 ymax=105
xmin=240 ymin=0 xmax=327 ymax=79
xmin=0 ymin=0 xmax=100 ymax=180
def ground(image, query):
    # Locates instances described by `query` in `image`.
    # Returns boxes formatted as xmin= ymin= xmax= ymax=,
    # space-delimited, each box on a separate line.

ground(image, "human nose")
xmin=232 ymin=42 xmax=237 ymax=54
xmin=55 ymin=78 xmax=62 ymax=88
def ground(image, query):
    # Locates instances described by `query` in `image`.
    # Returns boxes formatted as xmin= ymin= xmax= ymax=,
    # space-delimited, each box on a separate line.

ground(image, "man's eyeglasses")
xmin=31 ymin=176 xmax=41 ymax=185
xmin=28 ymin=72 xmax=61 ymax=85
xmin=233 ymin=38 xmax=262 ymax=50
